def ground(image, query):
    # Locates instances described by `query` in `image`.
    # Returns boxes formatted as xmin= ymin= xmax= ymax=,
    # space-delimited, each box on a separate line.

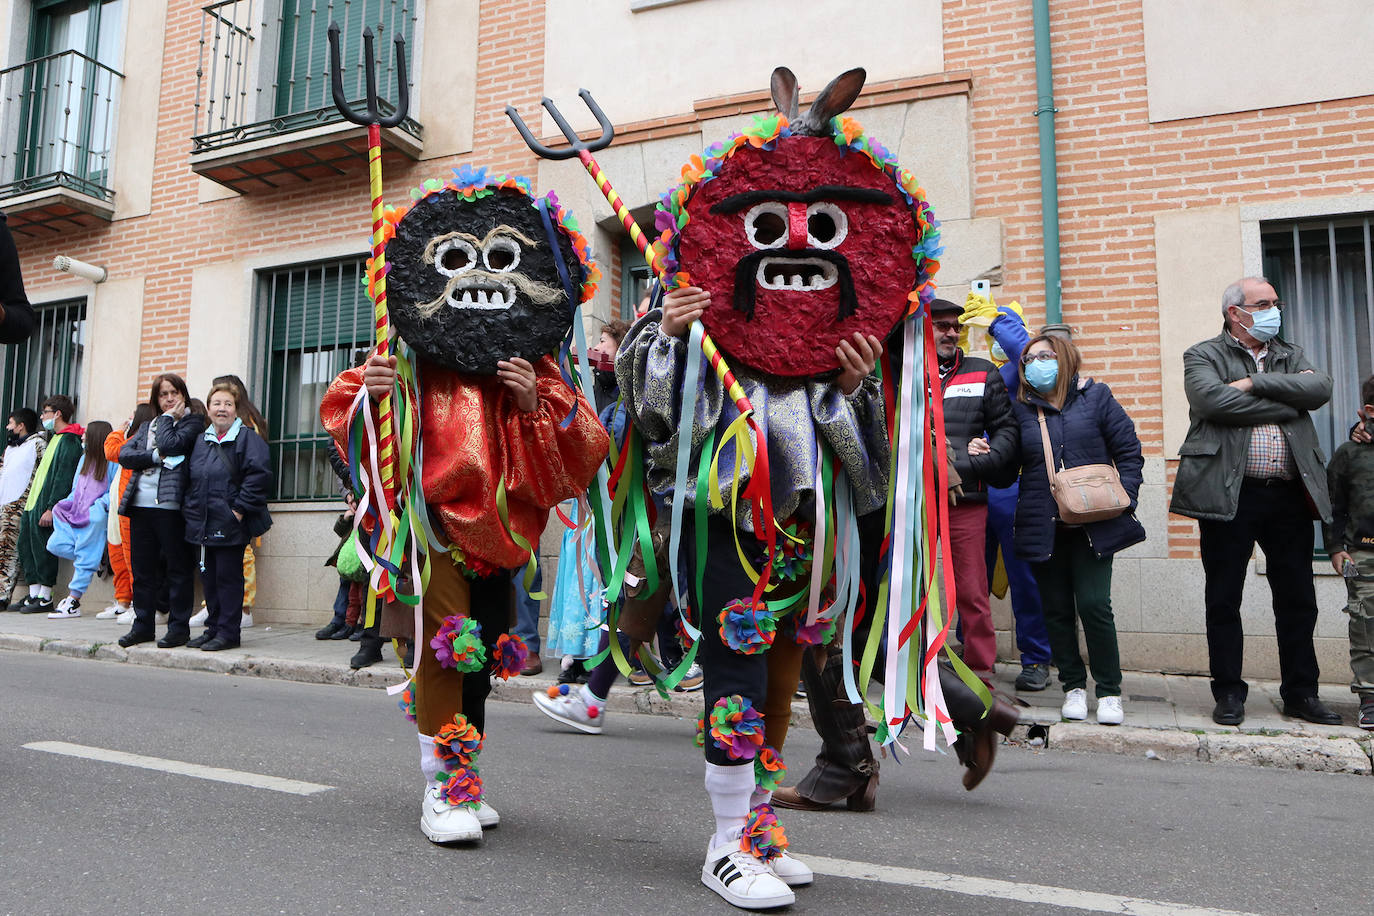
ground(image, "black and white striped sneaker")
xmin=701 ymin=835 xmax=794 ymax=910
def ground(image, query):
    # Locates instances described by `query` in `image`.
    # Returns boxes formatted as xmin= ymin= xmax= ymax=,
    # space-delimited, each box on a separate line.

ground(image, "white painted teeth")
xmin=756 ymin=257 xmax=839 ymax=292
xmin=449 ymin=285 xmax=513 ymax=310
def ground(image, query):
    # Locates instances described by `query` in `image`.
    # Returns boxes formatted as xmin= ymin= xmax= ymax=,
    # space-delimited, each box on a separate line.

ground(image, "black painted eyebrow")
xmin=709 ymin=185 xmax=894 ymax=214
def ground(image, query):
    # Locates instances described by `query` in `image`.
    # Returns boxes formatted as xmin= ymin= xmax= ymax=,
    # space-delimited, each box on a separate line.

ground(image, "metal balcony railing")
xmin=0 ymin=50 xmax=122 ymax=202
xmin=193 ymin=0 xmax=420 ymax=154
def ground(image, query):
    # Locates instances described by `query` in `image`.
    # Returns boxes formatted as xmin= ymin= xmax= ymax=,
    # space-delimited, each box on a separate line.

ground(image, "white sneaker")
xmin=701 ymin=834 xmax=795 ymax=910
xmin=532 ymin=685 xmax=604 ymax=735
xmin=241 ymin=612 xmax=254 ymax=629
xmin=189 ymin=607 xmax=209 ymax=626
xmin=117 ymin=608 xmax=135 ymax=625
xmin=47 ymin=596 xmax=80 ymax=619
xmin=1061 ymin=687 xmax=1088 ymax=720
xmin=419 ymin=786 xmax=482 ymax=844
xmin=95 ymin=603 xmax=126 ymax=620
xmin=156 ymin=611 xmax=169 ymax=625
xmin=1096 ymin=695 xmax=1124 ymax=726
xmin=475 ymin=800 xmax=499 ymax=829
xmin=768 ymin=850 xmax=813 ymax=887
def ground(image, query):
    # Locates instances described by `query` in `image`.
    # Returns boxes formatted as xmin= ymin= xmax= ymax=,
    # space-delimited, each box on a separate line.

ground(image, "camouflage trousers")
xmin=1345 ymin=549 xmax=1374 ymax=698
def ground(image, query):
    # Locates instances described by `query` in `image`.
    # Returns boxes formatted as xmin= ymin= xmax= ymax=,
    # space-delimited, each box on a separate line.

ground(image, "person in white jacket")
xmin=0 ymin=407 xmax=44 ymax=610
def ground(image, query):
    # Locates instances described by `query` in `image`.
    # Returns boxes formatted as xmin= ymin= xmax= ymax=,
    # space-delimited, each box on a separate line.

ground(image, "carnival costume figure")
xmin=321 ymin=169 xmax=608 ymax=845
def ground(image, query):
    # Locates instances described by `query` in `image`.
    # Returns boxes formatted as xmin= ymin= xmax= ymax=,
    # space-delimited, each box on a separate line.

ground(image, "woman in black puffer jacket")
xmin=182 ymin=381 xmax=273 ymax=651
xmin=117 ymin=374 xmax=207 ymax=649
xmin=1011 ymin=334 xmax=1144 ymax=727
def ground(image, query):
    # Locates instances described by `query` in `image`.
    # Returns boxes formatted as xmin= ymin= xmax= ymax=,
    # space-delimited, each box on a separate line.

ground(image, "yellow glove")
xmin=963 ymin=289 xmax=1000 ymax=324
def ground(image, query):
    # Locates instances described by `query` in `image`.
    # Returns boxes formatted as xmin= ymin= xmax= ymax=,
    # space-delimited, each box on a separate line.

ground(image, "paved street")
xmin=2 ymin=653 xmax=1369 ymax=916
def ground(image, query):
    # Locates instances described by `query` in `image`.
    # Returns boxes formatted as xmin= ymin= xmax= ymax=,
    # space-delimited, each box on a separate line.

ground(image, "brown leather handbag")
xmin=1036 ymin=408 xmax=1130 ymax=524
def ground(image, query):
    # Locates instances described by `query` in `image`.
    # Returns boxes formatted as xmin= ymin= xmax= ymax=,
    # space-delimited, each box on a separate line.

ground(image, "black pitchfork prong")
xmin=328 ymin=22 xmax=410 ymax=129
xmin=505 ymin=89 xmax=615 ymax=160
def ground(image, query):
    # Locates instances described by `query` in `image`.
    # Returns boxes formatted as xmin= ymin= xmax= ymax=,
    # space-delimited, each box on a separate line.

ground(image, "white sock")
xmin=750 ymin=787 xmax=771 ymax=810
xmin=37 ymin=585 xmax=52 ymax=600
xmin=418 ymin=733 xmax=441 ymax=787
xmin=705 ymin=761 xmax=754 ymax=848
xmin=581 ymin=683 xmax=606 ymax=705
xmin=29 ymin=584 xmax=39 ymax=597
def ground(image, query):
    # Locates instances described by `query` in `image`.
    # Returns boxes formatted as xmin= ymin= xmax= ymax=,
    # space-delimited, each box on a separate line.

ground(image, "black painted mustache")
xmin=731 ymin=248 xmax=858 ymax=321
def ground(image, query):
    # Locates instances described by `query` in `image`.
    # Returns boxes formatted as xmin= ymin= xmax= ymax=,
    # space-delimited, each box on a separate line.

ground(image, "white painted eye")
xmin=435 ymin=238 xmax=478 ymax=276
xmin=805 ymin=202 xmax=847 ymax=249
xmin=744 ymin=202 xmax=788 ymax=249
xmin=483 ymin=237 xmax=521 ymax=273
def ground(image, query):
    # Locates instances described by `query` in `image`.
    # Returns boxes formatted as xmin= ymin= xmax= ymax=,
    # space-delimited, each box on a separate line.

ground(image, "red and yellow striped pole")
xmin=367 ymin=122 xmax=397 ymax=511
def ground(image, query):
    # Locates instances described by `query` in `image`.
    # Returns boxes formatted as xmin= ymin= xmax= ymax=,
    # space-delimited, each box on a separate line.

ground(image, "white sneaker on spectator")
xmin=117 ymin=608 xmax=135 ymax=625
xmin=95 ymin=603 xmax=126 ymax=620
xmin=1096 ymin=695 xmax=1124 ymax=725
xmin=241 ymin=612 xmax=254 ymax=629
xmin=532 ymin=685 xmax=603 ymax=735
xmin=189 ymin=607 xmax=209 ymax=626
xmin=768 ymin=850 xmax=813 ymax=886
xmin=47 ymin=596 xmax=80 ymax=619
xmin=701 ymin=832 xmax=795 ymax=910
xmin=420 ymin=786 xmax=482 ymax=844
xmin=1061 ymin=687 xmax=1088 ymax=720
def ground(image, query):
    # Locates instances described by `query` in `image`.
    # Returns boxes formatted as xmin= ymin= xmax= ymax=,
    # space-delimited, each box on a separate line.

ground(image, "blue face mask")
xmin=41 ymin=417 xmax=54 ymax=432
xmin=989 ymin=340 xmax=1007 ymax=363
xmin=1025 ymin=359 xmax=1059 ymax=393
xmin=1245 ymin=306 xmax=1282 ymax=342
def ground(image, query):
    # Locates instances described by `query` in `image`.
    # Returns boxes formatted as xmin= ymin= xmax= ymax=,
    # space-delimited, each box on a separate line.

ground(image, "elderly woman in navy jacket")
xmin=183 ymin=381 xmax=273 ymax=651
xmin=117 ymin=373 xmax=208 ymax=649
xmin=1011 ymin=333 xmax=1144 ymax=726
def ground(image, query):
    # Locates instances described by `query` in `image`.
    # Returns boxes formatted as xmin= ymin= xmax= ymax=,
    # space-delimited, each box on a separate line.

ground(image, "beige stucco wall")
xmin=110 ymin=2 xmax=165 ymax=220
xmin=80 ymin=275 xmax=147 ymax=424
xmin=542 ymin=0 xmax=944 ymax=134
xmin=1142 ymin=0 xmax=1374 ymax=122
xmin=416 ymin=0 xmax=478 ymax=161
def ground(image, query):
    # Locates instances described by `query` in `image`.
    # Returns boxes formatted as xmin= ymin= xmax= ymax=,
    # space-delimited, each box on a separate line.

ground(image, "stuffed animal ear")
xmin=798 ymin=67 xmax=866 ymax=134
xmin=770 ymin=67 xmax=800 ymax=120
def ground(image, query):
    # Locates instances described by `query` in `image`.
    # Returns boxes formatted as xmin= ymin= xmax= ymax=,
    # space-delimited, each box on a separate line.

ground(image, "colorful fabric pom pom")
xmin=693 ymin=715 xmax=706 ymax=748
xmin=397 ymin=684 xmax=417 ymax=723
xmin=772 ymin=522 xmax=813 ymax=581
xmin=434 ymin=713 xmax=483 ymax=769
xmin=431 ymin=615 xmax=486 ymax=672
xmin=436 ymin=764 xmax=483 ymax=808
xmin=491 ymin=633 xmax=530 ymax=681
xmin=718 ymin=598 xmax=776 ymax=655
xmin=709 ymin=695 xmax=766 ymax=761
xmin=675 ymin=612 xmax=697 ymax=653
xmin=793 ymin=613 xmax=838 ymax=647
xmin=754 ymin=746 xmax=786 ymax=792
xmin=740 ymin=803 xmax=788 ymax=861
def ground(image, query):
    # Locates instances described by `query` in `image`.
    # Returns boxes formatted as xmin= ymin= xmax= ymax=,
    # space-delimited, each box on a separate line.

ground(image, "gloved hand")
xmin=993 ymin=299 xmax=1025 ymax=327
xmin=963 ymin=289 xmax=999 ymax=324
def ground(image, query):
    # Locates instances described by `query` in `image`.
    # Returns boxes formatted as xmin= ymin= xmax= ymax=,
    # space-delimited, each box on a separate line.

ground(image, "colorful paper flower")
xmin=740 ymin=803 xmax=788 ymax=861
xmin=431 ymin=615 xmax=486 ymax=672
xmin=754 ymin=746 xmax=786 ymax=792
xmin=709 ymin=695 xmax=766 ymax=761
xmin=793 ymin=613 xmax=838 ymax=647
xmin=491 ymin=633 xmax=530 ymax=681
xmin=675 ymin=612 xmax=697 ymax=653
xmin=693 ymin=715 xmax=706 ymax=748
xmin=397 ymin=683 xmax=417 ymax=723
xmin=718 ymin=598 xmax=776 ymax=655
xmin=436 ymin=764 xmax=482 ymax=808
xmin=772 ymin=523 xmax=813 ymax=580
xmin=434 ymin=713 xmax=483 ymax=769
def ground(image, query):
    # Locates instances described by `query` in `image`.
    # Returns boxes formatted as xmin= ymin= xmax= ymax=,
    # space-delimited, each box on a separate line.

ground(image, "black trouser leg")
xmin=204 ymin=544 xmax=246 ymax=644
xmin=128 ymin=509 xmax=162 ymax=639
xmin=1199 ymin=509 xmax=1257 ymax=703
xmin=459 ymin=570 xmax=512 ymax=737
xmin=1254 ymin=486 xmax=1321 ymax=702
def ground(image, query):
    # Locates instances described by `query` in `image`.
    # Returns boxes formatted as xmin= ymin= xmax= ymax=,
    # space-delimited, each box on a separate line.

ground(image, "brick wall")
xmin=944 ymin=0 xmax=1374 ymax=557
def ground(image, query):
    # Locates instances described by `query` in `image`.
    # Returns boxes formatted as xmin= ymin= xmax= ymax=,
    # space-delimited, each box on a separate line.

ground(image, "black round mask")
xmin=385 ymin=187 xmax=580 ymax=375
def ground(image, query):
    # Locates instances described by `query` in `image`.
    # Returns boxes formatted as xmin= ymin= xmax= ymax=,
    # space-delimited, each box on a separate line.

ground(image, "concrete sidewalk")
xmin=3 ymin=608 xmax=1370 ymax=775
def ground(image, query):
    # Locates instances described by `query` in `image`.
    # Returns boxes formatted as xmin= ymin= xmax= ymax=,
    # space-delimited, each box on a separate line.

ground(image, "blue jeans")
xmin=986 ymin=482 xmax=1053 ymax=666
xmin=513 ymin=568 xmax=543 ymax=654
xmin=330 ymin=577 xmax=350 ymax=627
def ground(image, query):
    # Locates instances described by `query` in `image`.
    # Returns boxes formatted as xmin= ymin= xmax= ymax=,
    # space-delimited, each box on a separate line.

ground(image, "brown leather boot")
xmin=953 ymin=697 xmax=1019 ymax=791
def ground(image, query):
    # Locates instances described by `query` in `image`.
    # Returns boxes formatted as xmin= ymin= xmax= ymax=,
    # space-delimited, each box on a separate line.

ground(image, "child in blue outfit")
xmin=46 ymin=421 xmax=114 ymax=618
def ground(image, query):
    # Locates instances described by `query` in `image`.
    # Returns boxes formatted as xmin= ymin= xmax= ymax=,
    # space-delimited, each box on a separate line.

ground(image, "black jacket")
xmin=118 ymin=413 xmax=207 ymax=514
xmin=0 ymin=213 xmax=34 ymax=344
xmin=939 ymin=350 xmax=1020 ymax=502
xmin=182 ymin=424 xmax=274 ymax=546
xmin=1010 ymin=377 xmax=1146 ymax=561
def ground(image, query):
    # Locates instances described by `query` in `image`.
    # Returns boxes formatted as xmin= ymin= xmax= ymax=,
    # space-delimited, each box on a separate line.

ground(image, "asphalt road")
xmin=1 ymin=653 xmax=1369 ymax=916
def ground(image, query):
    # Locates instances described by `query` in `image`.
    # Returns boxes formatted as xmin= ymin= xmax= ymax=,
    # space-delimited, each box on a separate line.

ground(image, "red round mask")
xmin=677 ymin=135 xmax=918 ymax=377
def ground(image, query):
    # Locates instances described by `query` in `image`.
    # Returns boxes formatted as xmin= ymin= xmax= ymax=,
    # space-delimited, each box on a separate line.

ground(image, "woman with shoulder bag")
xmin=1010 ymin=334 xmax=1145 ymax=725
xmin=182 ymin=381 xmax=274 ymax=651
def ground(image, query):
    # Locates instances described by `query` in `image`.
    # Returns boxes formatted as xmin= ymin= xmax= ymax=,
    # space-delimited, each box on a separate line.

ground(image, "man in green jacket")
xmin=14 ymin=395 xmax=82 ymax=615
xmin=1170 ymin=276 xmax=1338 ymax=727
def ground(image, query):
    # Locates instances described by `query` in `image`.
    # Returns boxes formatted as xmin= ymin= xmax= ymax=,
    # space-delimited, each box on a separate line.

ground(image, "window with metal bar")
xmin=255 ymin=257 xmax=372 ymax=502
xmin=0 ymin=297 xmax=86 ymax=416
xmin=1261 ymin=215 xmax=1374 ymax=557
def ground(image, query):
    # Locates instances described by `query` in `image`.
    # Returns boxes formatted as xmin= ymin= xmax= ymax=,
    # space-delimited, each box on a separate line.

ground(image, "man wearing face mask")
xmin=1171 ymin=277 xmax=1338 ymax=727
xmin=0 ymin=408 xmax=42 ymax=609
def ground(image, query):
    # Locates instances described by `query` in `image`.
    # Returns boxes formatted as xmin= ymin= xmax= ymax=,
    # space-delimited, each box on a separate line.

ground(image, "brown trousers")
xmin=761 ymin=629 xmax=807 ymax=752
xmin=413 ymin=555 xmax=512 ymax=737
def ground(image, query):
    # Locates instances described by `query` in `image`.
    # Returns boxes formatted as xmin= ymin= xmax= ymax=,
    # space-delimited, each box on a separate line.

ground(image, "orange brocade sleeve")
xmin=317 ymin=357 xmax=608 ymax=570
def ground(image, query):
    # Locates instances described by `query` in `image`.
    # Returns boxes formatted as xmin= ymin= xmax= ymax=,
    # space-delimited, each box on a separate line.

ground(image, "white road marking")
xmin=23 ymin=741 xmax=333 ymax=796
xmin=803 ymin=854 xmax=1263 ymax=916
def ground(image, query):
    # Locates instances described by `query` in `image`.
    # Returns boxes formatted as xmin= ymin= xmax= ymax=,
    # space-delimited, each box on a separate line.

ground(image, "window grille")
xmin=0 ymin=297 xmax=86 ymax=416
